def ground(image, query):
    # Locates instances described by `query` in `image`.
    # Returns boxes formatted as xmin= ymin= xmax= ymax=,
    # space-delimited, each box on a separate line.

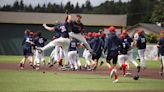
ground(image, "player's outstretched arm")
xmin=42 ymin=24 xmax=54 ymax=32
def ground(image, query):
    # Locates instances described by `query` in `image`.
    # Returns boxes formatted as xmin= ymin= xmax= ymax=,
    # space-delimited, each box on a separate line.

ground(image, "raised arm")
xmin=42 ymin=24 xmax=54 ymax=32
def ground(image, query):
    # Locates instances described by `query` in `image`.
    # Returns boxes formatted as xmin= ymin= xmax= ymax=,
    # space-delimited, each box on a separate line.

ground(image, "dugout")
xmin=0 ymin=11 xmax=127 ymax=56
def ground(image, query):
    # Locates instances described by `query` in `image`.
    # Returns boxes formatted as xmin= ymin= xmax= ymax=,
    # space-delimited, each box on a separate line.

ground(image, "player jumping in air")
xmin=38 ymin=19 xmax=70 ymax=67
xmin=67 ymin=14 xmax=95 ymax=56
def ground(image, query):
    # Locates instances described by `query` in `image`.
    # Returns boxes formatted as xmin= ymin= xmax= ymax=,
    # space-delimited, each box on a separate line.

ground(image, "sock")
xmin=114 ymin=74 xmax=118 ymax=80
xmin=122 ymin=64 xmax=127 ymax=75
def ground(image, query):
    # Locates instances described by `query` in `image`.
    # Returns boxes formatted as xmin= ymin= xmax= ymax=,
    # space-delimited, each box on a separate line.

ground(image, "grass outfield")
xmin=0 ymin=70 xmax=164 ymax=92
xmin=0 ymin=55 xmax=164 ymax=92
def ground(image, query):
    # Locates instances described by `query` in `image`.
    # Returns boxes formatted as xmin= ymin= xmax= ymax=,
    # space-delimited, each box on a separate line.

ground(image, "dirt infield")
xmin=0 ymin=63 xmax=163 ymax=80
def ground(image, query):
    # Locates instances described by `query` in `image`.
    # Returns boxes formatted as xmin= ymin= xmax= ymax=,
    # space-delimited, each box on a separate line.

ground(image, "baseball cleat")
xmin=19 ymin=63 xmax=24 ymax=69
xmin=113 ymin=79 xmax=118 ymax=83
xmin=110 ymin=69 xmax=116 ymax=78
xmin=133 ymin=75 xmax=139 ymax=80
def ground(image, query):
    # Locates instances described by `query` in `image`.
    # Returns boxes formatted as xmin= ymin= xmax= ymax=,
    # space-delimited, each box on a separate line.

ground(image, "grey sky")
xmin=0 ymin=0 xmax=129 ymax=7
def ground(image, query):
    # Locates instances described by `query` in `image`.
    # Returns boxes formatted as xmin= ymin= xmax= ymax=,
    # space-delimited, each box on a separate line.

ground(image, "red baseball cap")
xmin=108 ymin=26 xmax=116 ymax=33
xmin=87 ymin=32 xmax=93 ymax=37
xmin=122 ymin=30 xmax=128 ymax=35
xmin=161 ymin=30 xmax=164 ymax=33
xmin=101 ymin=32 xmax=106 ymax=38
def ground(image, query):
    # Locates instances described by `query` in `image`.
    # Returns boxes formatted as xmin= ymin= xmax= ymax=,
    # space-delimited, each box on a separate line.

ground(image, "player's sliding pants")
xmin=69 ymin=32 xmax=93 ymax=53
xmin=138 ymin=49 xmax=146 ymax=68
xmin=41 ymin=37 xmax=70 ymax=65
xmin=118 ymin=54 xmax=128 ymax=67
xmin=34 ymin=49 xmax=45 ymax=66
xmin=127 ymin=49 xmax=138 ymax=67
xmin=68 ymin=51 xmax=78 ymax=70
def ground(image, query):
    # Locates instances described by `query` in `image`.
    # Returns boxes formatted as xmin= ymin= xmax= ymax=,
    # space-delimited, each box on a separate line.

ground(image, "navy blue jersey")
xmin=120 ymin=40 xmax=130 ymax=54
xmin=22 ymin=35 xmax=33 ymax=55
xmin=34 ymin=36 xmax=47 ymax=47
xmin=69 ymin=21 xmax=84 ymax=33
xmin=137 ymin=35 xmax=146 ymax=49
xmin=158 ymin=37 xmax=164 ymax=55
xmin=22 ymin=35 xmax=33 ymax=49
xmin=53 ymin=24 xmax=61 ymax=38
xmin=69 ymin=39 xmax=78 ymax=51
xmin=22 ymin=35 xmax=28 ymax=46
xmin=124 ymin=35 xmax=133 ymax=45
xmin=90 ymin=38 xmax=104 ymax=55
xmin=104 ymin=34 xmax=122 ymax=56
xmin=54 ymin=23 xmax=69 ymax=38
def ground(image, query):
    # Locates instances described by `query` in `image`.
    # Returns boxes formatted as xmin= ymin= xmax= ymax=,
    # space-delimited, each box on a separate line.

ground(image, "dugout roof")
xmin=0 ymin=11 xmax=127 ymax=26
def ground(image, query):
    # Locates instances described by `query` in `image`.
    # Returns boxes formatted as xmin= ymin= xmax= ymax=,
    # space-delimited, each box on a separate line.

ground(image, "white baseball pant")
xmin=127 ymin=49 xmax=139 ymax=67
xmin=118 ymin=54 xmax=128 ymax=67
xmin=68 ymin=51 xmax=78 ymax=70
xmin=138 ymin=49 xmax=146 ymax=68
xmin=41 ymin=37 xmax=70 ymax=65
xmin=34 ymin=49 xmax=45 ymax=65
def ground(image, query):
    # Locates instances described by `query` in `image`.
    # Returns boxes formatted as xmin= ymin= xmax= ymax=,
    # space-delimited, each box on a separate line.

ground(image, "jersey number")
xmin=141 ymin=38 xmax=145 ymax=43
xmin=60 ymin=26 xmax=66 ymax=32
xmin=39 ymin=38 xmax=44 ymax=44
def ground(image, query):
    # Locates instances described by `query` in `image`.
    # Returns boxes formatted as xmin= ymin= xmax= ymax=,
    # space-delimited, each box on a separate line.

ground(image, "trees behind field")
xmin=0 ymin=0 xmax=164 ymax=25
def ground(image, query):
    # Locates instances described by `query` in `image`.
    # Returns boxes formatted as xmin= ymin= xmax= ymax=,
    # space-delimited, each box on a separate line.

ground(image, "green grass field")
xmin=0 ymin=55 xmax=164 ymax=92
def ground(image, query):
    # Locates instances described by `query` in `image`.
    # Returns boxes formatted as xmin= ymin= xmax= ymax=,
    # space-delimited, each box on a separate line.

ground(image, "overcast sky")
xmin=0 ymin=0 xmax=129 ymax=7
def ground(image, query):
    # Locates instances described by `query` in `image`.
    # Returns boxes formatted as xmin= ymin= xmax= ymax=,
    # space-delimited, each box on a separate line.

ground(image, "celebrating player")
xmin=19 ymin=29 xmax=35 ymax=69
xmin=67 ymin=14 xmax=95 ymax=55
xmin=33 ymin=32 xmax=47 ymax=70
xmin=104 ymin=26 xmax=122 ymax=83
xmin=90 ymin=33 xmax=104 ymax=70
xmin=157 ymin=30 xmax=164 ymax=76
xmin=38 ymin=20 xmax=70 ymax=67
xmin=136 ymin=29 xmax=147 ymax=70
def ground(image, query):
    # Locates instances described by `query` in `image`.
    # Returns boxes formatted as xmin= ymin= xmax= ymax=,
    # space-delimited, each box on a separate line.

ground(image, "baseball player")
xmin=33 ymin=32 xmax=47 ymax=70
xmin=19 ymin=29 xmax=35 ymax=69
xmin=118 ymin=34 xmax=130 ymax=76
xmin=121 ymin=30 xmax=141 ymax=73
xmin=82 ymin=32 xmax=93 ymax=70
xmin=38 ymin=19 xmax=70 ymax=67
xmin=90 ymin=33 xmax=104 ymax=70
xmin=99 ymin=31 xmax=106 ymax=66
xmin=67 ymin=15 xmax=95 ymax=55
xmin=68 ymin=38 xmax=79 ymax=70
xmin=104 ymin=26 xmax=122 ymax=83
xmin=157 ymin=30 xmax=164 ymax=76
xmin=42 ymin=22 xmax=64 ymax=67
xmin=136 ymin=30 xmax=147 ymax=70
